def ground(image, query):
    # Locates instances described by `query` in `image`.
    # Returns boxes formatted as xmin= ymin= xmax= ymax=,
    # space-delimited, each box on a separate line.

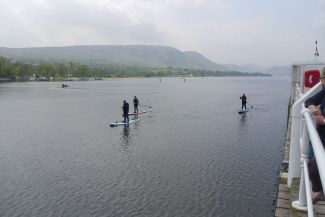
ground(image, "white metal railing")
xmin=287 ymin=65 xmax=325 ymax=216
xmin=287 ymin=83 xmax=322 ymax=187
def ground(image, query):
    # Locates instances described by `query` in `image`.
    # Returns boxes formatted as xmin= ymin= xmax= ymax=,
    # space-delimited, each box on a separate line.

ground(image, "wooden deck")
xmin=275 ymin=178 xmax=308 ymax=217
xmin=275 ymin=182 xmax=325 ymax=217
xmin=315 ymin=202 xmax=325 ymax=217
xmin=276 ymin=184 xmax=290 ymax=217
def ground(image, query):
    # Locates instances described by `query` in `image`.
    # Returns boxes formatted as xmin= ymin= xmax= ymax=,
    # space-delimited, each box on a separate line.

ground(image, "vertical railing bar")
xmin=303 ymin=160 xmax=315 ymax=217
xmin=292 ymin=109 xmax=308 ymax=211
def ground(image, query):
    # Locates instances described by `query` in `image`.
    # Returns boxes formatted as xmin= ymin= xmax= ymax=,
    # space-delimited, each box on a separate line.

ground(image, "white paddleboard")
xmin=110 ymin=118 xmax=140 ymax=127
xmin=238 ymin=108 xmax=249 ymax=114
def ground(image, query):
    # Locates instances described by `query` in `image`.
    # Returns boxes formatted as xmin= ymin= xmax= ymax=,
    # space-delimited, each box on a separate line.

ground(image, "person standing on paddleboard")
xmin=240 ymin=94 xmax=247 ymax=110
xmin=122 ymin=100 xmax=129 ymax=123
xmin=133 ymin=96 xmax=140 ymax=114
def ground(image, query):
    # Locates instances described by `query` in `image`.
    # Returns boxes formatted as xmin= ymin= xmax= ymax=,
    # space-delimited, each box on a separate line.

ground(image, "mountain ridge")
xmin=0 ymin=45 xmax=289 ymax=75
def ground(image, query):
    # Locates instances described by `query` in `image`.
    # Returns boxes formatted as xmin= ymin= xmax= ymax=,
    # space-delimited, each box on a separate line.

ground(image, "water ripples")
xmin=0 ymin=78 xmax=290 ymax=217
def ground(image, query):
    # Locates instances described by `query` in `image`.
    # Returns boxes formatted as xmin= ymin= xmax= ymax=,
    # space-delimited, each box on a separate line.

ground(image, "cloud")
xmin=314 ymin=5 xmax=325 ymax=28
xmin=0 ymin=0 xmax=165 ymax=47
xmin=0 ymin=0 xmax=324 ymax=66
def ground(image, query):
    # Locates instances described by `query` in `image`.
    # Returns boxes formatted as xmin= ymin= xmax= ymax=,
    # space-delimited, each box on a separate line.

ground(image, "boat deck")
xmin=275 ymin=183 xmax=325 ymax=217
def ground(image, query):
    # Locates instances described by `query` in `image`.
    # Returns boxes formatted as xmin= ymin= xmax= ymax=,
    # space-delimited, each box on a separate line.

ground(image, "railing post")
xmin=291 ymin=65 xmax=301 ymax=105
xmin=288 ymin=103 xmax=302 ymax=187
xmin=292 ymin=108 xmax=310 ymax=211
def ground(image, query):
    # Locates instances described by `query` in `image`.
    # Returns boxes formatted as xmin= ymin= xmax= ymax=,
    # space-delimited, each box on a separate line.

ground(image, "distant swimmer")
xmin=133 ymin=96 xmax=140 ymax=114
xmin=122 ymin=100 xmax=129 ymax=123
xmin=62 ymin=83 xmax=68 ymax=88
xmin=240 ymin=94 xmax=247 ymax=110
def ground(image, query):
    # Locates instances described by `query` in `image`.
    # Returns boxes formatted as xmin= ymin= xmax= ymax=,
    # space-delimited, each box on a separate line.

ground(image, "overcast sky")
xmin=0 ymin=0 xmax=324 ymax=67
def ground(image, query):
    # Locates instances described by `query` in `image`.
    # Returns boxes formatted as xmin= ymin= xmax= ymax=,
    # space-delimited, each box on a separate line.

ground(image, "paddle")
xmin=122 ymin=105 xmax=151 ymax=117
xmin=139 ymin=104 xmax=152 ymax=108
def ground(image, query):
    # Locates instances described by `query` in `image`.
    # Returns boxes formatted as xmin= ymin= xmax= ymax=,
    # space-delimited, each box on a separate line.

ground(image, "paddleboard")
xmin=110 ymin=118 xmax=140 ymax=127
xmin=238 ymin=108 xmax=249 ymax=114
xmin=127 ymin=110 xmax=147 ymax=116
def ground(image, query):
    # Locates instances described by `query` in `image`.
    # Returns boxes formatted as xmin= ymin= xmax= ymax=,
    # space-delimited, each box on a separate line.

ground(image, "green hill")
xmin=0 ymin=45 xmax=228 ymax=71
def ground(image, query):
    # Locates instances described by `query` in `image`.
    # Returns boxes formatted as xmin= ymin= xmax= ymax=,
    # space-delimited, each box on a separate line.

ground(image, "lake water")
xmin=0 ymin=77 xmax=290 ymax=217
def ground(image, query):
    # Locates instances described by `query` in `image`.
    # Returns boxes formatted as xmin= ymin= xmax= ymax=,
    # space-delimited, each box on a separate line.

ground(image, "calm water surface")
xmin=0 ymin=77 xmax=290 ymax=217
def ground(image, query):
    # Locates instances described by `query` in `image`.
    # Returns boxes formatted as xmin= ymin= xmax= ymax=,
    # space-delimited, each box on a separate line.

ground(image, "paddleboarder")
xmin=122 ymin=100 xmax=129 ymax=123
xmin=240 ymin=94 xmax=247 ymax=110
xmin=133 ymin=96 xmax=140 ymax=114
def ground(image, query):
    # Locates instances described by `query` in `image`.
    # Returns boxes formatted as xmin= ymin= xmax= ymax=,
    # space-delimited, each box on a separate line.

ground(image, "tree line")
xmin=0 ymin=56 xmax=270 ymax=81
xmin=0 ymin=56 xmax=108 ymax=81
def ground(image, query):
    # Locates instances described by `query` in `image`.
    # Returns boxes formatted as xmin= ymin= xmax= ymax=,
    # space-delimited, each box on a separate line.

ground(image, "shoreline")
xmin=0 ymin=74 xmax=273 ymax=82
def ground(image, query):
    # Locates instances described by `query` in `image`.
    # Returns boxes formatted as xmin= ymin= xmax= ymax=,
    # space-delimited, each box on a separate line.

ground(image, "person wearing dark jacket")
xmin=240 ymin=94 xmax=247 ymax=110
xmin=305 ymin=67 xmax=325 ymax=204
xmin=122 ymin=100 xmax=129 ymax=123
xmin=133 ymin=96 xmax=140 ymax=114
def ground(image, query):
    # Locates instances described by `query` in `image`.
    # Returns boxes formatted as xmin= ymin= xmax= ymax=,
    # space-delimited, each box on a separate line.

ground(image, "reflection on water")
xmin=239 ymin=113 xmax=247 ymax=129
xmin=121 ymin=125 xmax=131 ymax=146
xmin=119 ymin=118 xmax=142 ymax=151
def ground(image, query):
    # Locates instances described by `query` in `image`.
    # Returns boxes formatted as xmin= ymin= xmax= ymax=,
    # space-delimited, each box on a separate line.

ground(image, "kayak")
xmin=110 ymin=118 xmax=140 ymax=127
xmin=238 ymin=108 xmax=249 ymax=114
